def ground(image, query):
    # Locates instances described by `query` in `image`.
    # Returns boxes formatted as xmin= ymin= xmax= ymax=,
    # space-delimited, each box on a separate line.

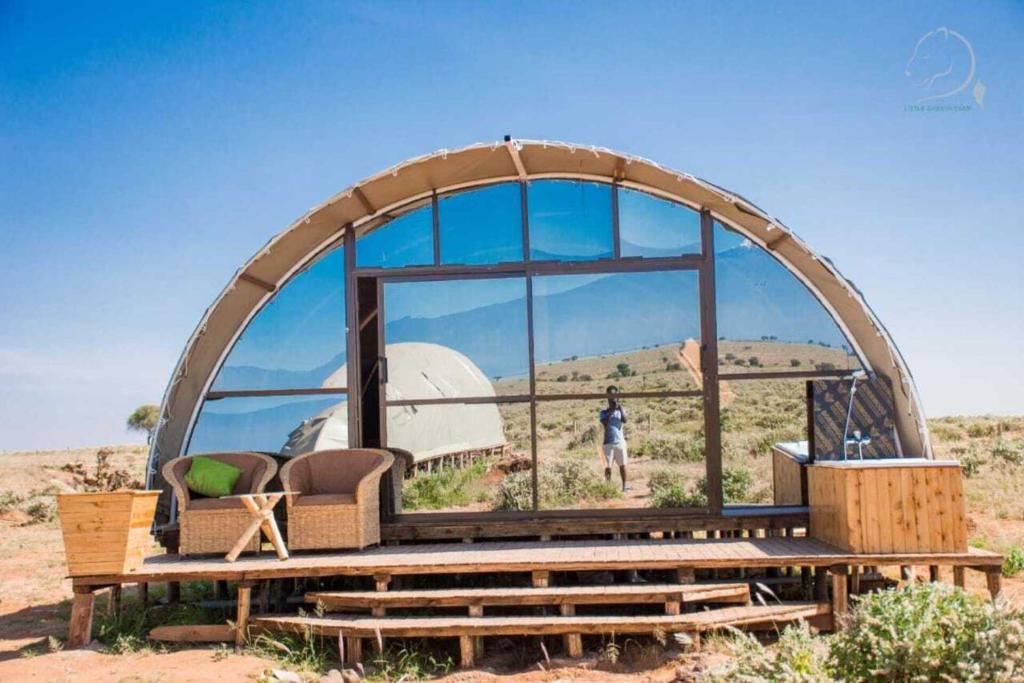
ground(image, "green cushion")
xmin=184 ymin=456 xmax=243 ymax=498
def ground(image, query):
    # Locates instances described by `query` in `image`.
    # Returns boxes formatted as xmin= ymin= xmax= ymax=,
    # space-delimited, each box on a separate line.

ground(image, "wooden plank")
xmin=861 ymin=469 xmax=881 ymax=553
xmin=70 ymin=538 xmax=1004 ymax=587
xmin=561 ymin=604 xmax=583 ymax=658
xmin=829 ymin=567 xmax=848 ymax=625
xmin=306 ymin=583 xmax=749 ymax=609
xmin=953 ymin=566 xmax=965 ymax=588
xmin=67 ymin=590 xmax=96 ymax=648
xmin=149 ymin=624 xmax=235 ymax=643
xmin=911 ymin=468 xmax=932 ymax=552
xmin=252 ymin=603 xmax=831 ymax=638
xmin=898 ymin=468 xmax=918 ymax=553
xmin=236 ymin=583 xmax=252 ymax=647
xmin=947 ymin=467 xmax=968 ymax=551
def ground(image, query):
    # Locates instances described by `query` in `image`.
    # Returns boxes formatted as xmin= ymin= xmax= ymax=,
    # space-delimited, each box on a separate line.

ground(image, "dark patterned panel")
xmin=811 ymin=376 xmax=898 ymax=460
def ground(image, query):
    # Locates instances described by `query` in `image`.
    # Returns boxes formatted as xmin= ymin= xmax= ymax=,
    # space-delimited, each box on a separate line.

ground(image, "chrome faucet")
xmin=840 ymin=370 xmax=869 ymax=460
xmin=845 ymin=429 xmax=872 ymax=460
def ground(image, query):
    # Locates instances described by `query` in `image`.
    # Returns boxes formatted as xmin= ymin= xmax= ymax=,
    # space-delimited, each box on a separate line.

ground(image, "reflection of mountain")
xmin=389 ymin=246 xmax=847 ymax=379
xmin=215 ymin=353 xmax=346 ymax=390
xmin=189 ymin=398 xmax=342 ymax=454
xmin=219 ymin=245 xmax=848 ymax=388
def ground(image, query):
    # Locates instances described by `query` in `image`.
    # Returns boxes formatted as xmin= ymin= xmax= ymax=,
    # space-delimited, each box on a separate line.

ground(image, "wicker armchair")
xmin=163 ymin=452 xmax=277 ymax=556
xmin=280 ymin=449 xmax=394 ymax=550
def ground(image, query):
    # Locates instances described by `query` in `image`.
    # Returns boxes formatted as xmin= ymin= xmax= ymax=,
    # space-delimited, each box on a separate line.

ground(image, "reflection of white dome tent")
xmin=280 ymin=342 xmax=506 ymax=465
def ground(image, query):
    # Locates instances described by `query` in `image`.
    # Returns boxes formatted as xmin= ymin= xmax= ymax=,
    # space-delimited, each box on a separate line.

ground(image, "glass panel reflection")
xmin=618 ymin=188 xmax=701 ymax=257
xmin=528 ymin=180 xmax=613 ymax=261
xmin=356 ymin=204 xmax=433 ymax=268
xmin=532 ymin=270 xmax=701 ymax=394
xmin=714 ymin=222 xmax=861 ymax=373
xmin=720 ymin=378 xmax=806 ymax=505
xmin=390 ymin=401 xmax=531 ymax=513
xmin=439 ymin=183 xmax=523 ymax=265
xmin=188 ymin=395 xmax=346 ymax=456
xmin=212 ymin=246 xmax=345 ymax=391
xmin=383 ymin=277 xmax=530 ymax=399
xmin=535 ymin=397 xmax=703 ymax=510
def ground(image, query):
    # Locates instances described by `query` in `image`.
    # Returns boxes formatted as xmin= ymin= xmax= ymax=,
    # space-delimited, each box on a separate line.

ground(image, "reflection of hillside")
xmin=220 ymin=246 xmax=852 ymax=390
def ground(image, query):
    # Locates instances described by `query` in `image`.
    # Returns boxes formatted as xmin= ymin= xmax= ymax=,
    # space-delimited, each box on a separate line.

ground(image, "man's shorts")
xmin=601 ymin=443 xmax=628 ymax=467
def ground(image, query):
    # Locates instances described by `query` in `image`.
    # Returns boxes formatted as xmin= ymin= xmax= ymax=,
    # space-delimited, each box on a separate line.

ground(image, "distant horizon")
xmin=2 ymin=2 xmax=1021 ymax=450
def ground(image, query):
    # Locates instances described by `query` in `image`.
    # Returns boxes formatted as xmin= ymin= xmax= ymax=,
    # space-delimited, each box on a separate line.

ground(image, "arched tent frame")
xmin=147 ymin=139 xmax=931 ymax=524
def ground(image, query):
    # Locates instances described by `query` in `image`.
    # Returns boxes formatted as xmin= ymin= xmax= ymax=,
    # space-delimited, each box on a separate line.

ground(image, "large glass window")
xmin=528 ymin=180 xmax=613 ymax=261
xmin=439 ymin=183 xmax=523 ymax=265
xmin=618 ymin=188 xmax=701 ymax=258
xmin=382 ymin=277 xmax=529 ymax=399
xmin=356 ymin=203 xmax=433 ymax=268
xmin=535 ymin=396 xmax=704 ymax=510
xmin=531 ymin=270 xmax=701 ymax=394
xmin=212 ymin=246 xmax=345 ymax=391
xmin=188 ymin=395 xmax=346 ymax=455
xmin=714 ymin=222 xmax=861 ymax=374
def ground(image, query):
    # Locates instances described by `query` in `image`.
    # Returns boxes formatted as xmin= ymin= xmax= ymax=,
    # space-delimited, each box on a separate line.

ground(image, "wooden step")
xmin=256 ymin=602 xmax=827 ymax=638
xmin=306 ymin=582 xmax=750 ymax=610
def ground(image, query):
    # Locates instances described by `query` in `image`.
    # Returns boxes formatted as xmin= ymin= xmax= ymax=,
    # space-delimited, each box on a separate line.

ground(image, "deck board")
xmin=71 ymin=536 xmax=1002 ymax=586
xmin=253 ymin=602 xmax=831 ymax=637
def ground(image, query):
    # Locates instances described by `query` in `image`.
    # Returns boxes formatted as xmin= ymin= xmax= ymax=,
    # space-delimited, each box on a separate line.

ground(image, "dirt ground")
xmin=1 ymin=442 xmax=1022 ymax=682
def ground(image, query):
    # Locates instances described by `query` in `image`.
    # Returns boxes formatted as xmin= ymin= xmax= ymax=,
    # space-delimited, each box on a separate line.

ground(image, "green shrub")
xmin=830 ymin=583 xmax=1024 ymax=682
xmin=1003 ymin=546 xmax=1024 ymax=578
xmin=24 ymin=500 xmax=55 ymax=524
xmin=494 ymin=459 xmax=620 ymax=511
xmin=651 ymin=484 xmax=702 ymax=508
xmin=967 ymin=422 xmax=997 ymax=438
xmin=634 ymin=435 xmax=704 ymax=463
xmin=709 ymin=622 xmax=832 ymax=682
xmin=404 ymin=461 xmax=487 ymax=511
xmin=992 ymin=440 xmax=1023 ymax=466
xmin=0 ymin=491 xmax=23 ymax=514
xmin=646 ymin=469 xmax=677 ymax=493
xmin=649 ymin=467 xmax=753 ymax=508
xmin=368 ymin=642 xmax=455 ymax=680
xmin=492 ymin=471 xmax=533 ymax=511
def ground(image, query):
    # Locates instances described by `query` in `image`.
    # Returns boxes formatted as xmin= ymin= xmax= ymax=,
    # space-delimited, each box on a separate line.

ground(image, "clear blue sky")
xmin=1 ymin=1 xmax=1021 ymax=451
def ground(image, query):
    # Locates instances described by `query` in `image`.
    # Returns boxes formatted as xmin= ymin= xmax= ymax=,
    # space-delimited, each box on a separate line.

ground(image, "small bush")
xmin=790 ymin=358 xmax=802 ymax=367
xmin=651 ymin=484 xmax=702 ymax=508
xmin=992 ymin=440 xmax=1023 ymax=466
xmin=961 ymin=451 xmax=983 ymax=478
xmin=368 ymin=642 xmax=455 ymax=680
xmin=495 ymin=459 xmax=620 ymax=511
xmin=709 ymin=622 xmax=832 ymax=682
xmin=634 ymin=435 xmax=704 ymax=463
xmin=831 ymin=583 xmax=1024 ymax=682
xmin=492 ymin=471 xmax=533 ymax=511
xmin=646 ymin=469 xmax=677 ymax=493
xmin=967 ymin=422 xmax=997 ymax=438
xmin=666 ymin=362 xmax=682 ymax=371
xmin=24 ymin=500 xmax=55 ymax=524
xmin=404 ymin=461 xmax=487 ymax=511
xmin=815 ymin=362 xmax=837 ymax=371
xmin=0 ymin=491 xmax=24 ymax=514
xmin=1003 ymin=546 xmax=1024 ymax=578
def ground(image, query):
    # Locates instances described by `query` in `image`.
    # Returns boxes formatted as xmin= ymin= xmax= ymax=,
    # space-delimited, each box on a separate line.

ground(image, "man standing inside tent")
xmin=600 ymin=385 xmax=629 ymax=492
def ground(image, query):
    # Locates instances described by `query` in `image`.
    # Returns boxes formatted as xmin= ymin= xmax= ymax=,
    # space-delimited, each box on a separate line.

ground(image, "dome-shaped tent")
xmin=280 ymin=342 xmax=505 ymax=463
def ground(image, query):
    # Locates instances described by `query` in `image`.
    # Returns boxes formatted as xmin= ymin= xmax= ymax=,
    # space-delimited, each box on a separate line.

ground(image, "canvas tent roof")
xmin=279 ymin=342 xmax=505 ymax=462
xmin=148 ymin=139 xmax=931 ymax=502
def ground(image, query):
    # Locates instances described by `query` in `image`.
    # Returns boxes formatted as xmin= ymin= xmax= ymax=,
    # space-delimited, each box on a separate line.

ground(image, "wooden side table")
xmin=220 ymin=492 xmax=290 ymax=562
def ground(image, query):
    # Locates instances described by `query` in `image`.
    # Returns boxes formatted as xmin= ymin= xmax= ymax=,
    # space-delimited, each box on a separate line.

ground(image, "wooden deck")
xmin=66 ymin=535 xmax=1004 ymax=652
xmin=72 ymin=536 xmax=1002 ymax=587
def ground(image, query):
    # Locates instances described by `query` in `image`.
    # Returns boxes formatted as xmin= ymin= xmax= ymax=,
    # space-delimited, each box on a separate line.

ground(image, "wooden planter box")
xmin=808 ymin=460 xmax=967 ymax=553
xmin=57 ymin=491 xmax=159 ymax=577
